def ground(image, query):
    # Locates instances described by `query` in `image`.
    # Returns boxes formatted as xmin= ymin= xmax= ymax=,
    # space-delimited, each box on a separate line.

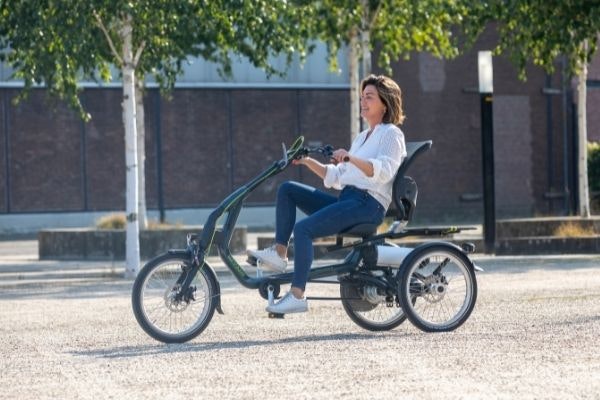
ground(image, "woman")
xmin=249 ymin=74 xmax=407 ymax=314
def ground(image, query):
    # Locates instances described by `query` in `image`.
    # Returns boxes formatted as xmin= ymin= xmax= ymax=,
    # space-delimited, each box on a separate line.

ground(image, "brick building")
xmin=0 ymin=36 xmax=598 ymax=231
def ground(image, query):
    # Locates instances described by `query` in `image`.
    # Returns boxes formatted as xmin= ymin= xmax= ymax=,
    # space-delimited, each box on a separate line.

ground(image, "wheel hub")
xmin=423 ymin=275 xmax=448 ymax=303
xmin=164 ymin=285 xmax=189 ymax=312
xmin=363 ymin=286 xmax=385 ymax=304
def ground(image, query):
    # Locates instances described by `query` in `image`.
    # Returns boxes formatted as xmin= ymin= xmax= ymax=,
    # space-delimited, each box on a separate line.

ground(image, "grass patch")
xmin=96 ymin=214 xmax=182 ymax=230
xmin=553 ymin=222 xmax=596 ymax=237
xmin=96 ymin=213 xmax=127 ymax=229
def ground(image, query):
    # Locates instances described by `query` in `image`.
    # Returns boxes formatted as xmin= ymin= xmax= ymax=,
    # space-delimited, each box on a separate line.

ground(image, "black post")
xmin=154 ymin=90 xmax=165 ymax=223
xmin=80 ymin=91 xmax=89 ymax=211
xmin=480 ymin=92 xmax=496 ymax=254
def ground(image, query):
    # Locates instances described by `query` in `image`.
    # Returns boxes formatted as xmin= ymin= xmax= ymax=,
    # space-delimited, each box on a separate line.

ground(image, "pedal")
xmin=266 ymin=284 xmax=283 ymax=319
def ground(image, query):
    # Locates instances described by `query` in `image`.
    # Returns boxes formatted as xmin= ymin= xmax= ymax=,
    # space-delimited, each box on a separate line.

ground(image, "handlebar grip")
xmin=331 ymin=156 xmax=350 ymax=165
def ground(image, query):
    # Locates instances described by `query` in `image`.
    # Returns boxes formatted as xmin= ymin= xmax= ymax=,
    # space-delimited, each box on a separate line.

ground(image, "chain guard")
xmin=340 ymin=282 xmax=378 ymax=312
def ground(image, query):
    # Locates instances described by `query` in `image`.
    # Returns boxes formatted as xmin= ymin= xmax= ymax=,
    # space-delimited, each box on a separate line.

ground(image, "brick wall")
xmin=5 ymin=90 xmax=84 ymax=212
xmin=1 ymin=39 xmax=591 ymax=222
xmin=588 ymin=48 xmax=600 ymax=143
xmin=381 ymin=27 xmax=576 ymax=221
xmin=0 ymin=91 xmax=6 ymax=212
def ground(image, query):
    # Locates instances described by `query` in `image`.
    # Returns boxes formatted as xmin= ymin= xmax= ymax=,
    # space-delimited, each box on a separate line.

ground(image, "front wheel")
xmin=132 ymin=253 xmax=217 ymax=343
xmin=397 ymin=245 xmax=477 ymax=333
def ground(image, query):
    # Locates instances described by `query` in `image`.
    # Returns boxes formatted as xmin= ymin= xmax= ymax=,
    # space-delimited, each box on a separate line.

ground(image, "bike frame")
xmin=176 ymin=137 xmax=359 ymax=292
xmin=176 ymin=136 xmax=471 ymax=297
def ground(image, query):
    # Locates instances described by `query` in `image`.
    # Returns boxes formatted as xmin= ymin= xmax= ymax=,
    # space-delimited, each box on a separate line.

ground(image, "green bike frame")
xmin=174 ymin=136 xmax=358 ymax=292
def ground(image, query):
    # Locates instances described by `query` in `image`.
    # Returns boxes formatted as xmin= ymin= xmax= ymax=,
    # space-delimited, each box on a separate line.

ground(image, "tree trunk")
xmin=360 ymin=29 xmax=371 ymax=77
xmin=121 ymin=15 xmax=141 ymax=278
xmin=136 ymin=80 xmax=147 ymax=229
xmin=349 ymin=31 xmax=360 ymax=140
xmin=577 ymin=41 xmax=591 ymax=218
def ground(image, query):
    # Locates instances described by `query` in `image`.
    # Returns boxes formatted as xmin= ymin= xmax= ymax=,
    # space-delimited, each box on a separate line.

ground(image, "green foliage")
xmin=0 ymin=1 xmax=105 ymax=119
xmin=464 ymin=0 xmax=600 ymax=78
xmin=308 ymin=0 xmax=469 ymax=73
xmin=589 ymin=141 xmax=600 ymax=193
xmin=0 ymin=0 xmax=314 ymax=118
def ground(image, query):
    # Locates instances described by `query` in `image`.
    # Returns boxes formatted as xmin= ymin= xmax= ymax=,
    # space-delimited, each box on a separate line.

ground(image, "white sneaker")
xmin=247 ymin=246 xmax=288 ymax=273
xmin=266 ymin=292 xmax=308 ymax=314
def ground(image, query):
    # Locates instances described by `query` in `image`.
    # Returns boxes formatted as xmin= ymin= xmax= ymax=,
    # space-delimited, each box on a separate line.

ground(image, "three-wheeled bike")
xmin=132 ymin=136 xmax=480 ymax=343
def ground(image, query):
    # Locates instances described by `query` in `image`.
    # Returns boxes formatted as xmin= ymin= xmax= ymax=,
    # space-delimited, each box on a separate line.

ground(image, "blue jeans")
xmin=274 ymin=181 xmax=385 ymax=291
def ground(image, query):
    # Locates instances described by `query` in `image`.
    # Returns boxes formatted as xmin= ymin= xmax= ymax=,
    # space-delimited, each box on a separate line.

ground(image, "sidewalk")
xmin=0 ymin=240 xmax=120 ymax=289
xmin=0 ymin=239 xmax=241 ymax=289
xmin=2 ymin=235 xmax=599 ymax=290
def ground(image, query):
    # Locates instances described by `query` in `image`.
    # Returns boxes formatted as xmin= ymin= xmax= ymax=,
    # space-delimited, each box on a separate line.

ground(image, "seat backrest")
xmin=386 ymin=140 xmax=432 ymax=222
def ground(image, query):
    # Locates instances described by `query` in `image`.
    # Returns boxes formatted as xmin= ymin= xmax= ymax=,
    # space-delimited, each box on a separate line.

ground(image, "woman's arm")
xmin=332 ymin=149 xmax=373 ymax=177
xmin=293 ymin=157 xmax=327 ymax=180
xmin=331 ymin=128 xmax=405 ymax=183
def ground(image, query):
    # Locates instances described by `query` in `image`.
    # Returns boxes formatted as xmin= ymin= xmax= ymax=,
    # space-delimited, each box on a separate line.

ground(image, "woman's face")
xmin=360 ymin=84 xmax=386 ymax=124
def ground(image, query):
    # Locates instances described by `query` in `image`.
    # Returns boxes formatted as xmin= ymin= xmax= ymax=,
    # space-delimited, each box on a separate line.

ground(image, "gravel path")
xmin=1 ymin=257 xmax=599 ymax=400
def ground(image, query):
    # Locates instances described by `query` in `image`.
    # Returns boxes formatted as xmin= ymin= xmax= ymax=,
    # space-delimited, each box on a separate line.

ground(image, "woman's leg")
xmin=291 ymin=191 xmax=384 ymax=293
xmin=274 ymin=181 xmax=337 ymax=249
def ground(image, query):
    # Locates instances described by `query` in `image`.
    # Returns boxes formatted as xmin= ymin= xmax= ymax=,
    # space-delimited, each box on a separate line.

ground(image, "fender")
xmin=168 ymin=249 xmax=224 ymax=315
xmin=399 ymin=241 xmax=481 ymax=273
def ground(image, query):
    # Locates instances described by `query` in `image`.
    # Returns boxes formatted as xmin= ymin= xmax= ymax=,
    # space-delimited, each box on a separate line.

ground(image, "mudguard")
xmin=399 ymin=241 xmax=478 ymax=273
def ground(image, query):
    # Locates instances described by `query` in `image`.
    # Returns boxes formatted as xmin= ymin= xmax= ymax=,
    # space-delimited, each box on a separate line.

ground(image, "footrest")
xmin=268 ymin=312 xmax=285 ymax=319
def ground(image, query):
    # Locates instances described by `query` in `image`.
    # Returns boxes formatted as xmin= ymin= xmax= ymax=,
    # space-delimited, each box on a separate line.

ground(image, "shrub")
xmin=96 ymin=213 xmax=126 ymax=230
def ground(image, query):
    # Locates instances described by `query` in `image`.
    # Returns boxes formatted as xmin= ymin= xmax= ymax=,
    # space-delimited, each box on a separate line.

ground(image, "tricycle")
xmin=132 ymin=136 xmax=480 ymax=343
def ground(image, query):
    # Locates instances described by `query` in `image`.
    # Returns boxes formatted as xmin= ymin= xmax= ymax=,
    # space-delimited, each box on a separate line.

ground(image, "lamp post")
xmin=478 ymin=51 xmax=496 ymax=254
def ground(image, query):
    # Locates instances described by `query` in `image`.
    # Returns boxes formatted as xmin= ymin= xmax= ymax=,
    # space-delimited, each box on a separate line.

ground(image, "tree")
xmin=465 ymin=0 xmax=600 ymax=217
xmin=308 ymin=0 xmax=468 ymax=138
xmin=0 ymin=0 xmax=314 ymax=276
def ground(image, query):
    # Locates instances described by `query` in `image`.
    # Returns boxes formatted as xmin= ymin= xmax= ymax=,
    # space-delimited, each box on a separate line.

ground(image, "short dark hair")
xmin=360 ymin=74 xmax=405 ymax=125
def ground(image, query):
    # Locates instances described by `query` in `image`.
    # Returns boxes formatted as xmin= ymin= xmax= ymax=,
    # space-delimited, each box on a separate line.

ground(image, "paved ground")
xmin=0 ymin=240 xmax=599 ymax=399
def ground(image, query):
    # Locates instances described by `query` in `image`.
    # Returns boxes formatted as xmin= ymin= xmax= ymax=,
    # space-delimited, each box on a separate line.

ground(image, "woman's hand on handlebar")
xmin=332 ymin=149 xmax=351 ymax=164
xmin=292 ymin=156 xmax=309 ymax=166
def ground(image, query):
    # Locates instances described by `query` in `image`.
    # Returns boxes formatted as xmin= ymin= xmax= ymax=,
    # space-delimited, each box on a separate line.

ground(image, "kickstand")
xmin=256 ymin=259 xmax=264 ymax=278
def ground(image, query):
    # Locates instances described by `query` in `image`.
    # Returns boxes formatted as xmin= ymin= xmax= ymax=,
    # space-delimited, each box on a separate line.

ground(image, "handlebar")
xmin=277 ymin=136 xmax=350 ymax=170
xmin=294 ymin=144 xmax=350 ymax=164
xmin=276 ymin=136 xmax=305 ymax=169
xmin=294 ymin=144 xmax=334 ymax=160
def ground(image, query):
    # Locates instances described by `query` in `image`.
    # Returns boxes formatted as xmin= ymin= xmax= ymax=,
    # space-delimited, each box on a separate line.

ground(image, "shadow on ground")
xmin=70 ymin=331 xmax=406 ymax=359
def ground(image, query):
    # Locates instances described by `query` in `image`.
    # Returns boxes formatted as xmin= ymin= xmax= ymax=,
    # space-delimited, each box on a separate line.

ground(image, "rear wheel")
xmin=132 ymin=253 xmax=217 ymax=343
xmin=340 ymin=270 xmax=408 ymax=331
xmin=397 ymin=245 xmax=477 ymax=332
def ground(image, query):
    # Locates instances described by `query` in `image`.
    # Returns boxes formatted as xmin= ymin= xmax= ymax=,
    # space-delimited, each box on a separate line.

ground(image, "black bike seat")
xmin=338 ymin=223 xmax=378 ymax=238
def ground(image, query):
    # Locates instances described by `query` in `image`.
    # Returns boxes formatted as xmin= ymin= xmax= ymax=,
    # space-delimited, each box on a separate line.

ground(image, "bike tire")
xmin=397 ymin=244 xmax=477 ymax=333
xmin=132 ymin=253 xmax=217 ymax=343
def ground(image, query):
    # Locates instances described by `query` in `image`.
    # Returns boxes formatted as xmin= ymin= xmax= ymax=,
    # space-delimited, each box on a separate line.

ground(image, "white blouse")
xmin=323 ymin=123 xmax=407 ymax=210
